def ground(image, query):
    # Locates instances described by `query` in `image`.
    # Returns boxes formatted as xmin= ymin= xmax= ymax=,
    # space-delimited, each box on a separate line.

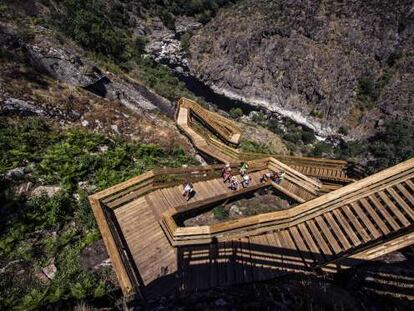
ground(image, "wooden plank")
xmin=260 ymin=233 xmax=281 ymax=278
xmin=225 ymin=241 xmax=235 ymax=285
xmin=297 ymin=223 xmax=325 ymax=264
xmin=208 ymin=243 xmax=219 ymax=287
xmin=279 ymin=230 xmax=307 ymax=271
xmin=264 ymin=232 xmax=285 ymax=273
xmin=323 ymin=212 xmax=352 ymax=250
xmin=272 ymin=183 xmax=306 ymax=203
xmin=248 ymin=235 xmax=266 ymax=281
xmin=359 ymin=198 xmax=390 ymax=235
xmin=306 ymin=219 xmax=334 ymax=258
xmin=387 ymin=187 xmax=414 ymax=220
xmin=405 ymin=179 xmax=414 ymax=192
xmin=289 ymin=226 xmax=315 ymax=266
xmin=240 ymin=237 xmax=253 ymax=282
xmin=217 ymin=242 xmax=227 ymax=286
xmin=88 ymin=198 xmax=135 ymax=296
xmin=342 ymin=205 xmax=371 ymax=246
xmin=377 ymin=191 xmax=410 ymax=227
xmin=368 ymin=195 xmax=400 ymax=231
xmin=232 ymin=239 xmax=244 ymax=284
xmin=333 ymin=208 xmax=363 ymax=246
xmin=349 ymin=202 xmax=381 ymax=239
xmin=315 ymin=216 xmax=342 ymax=254
xmin=397 ymin=184 xmax=414 ymax=205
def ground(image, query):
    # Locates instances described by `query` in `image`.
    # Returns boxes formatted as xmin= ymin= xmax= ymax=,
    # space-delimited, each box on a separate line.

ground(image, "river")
xmin=174 ymin=71 xmax=320 ymax=136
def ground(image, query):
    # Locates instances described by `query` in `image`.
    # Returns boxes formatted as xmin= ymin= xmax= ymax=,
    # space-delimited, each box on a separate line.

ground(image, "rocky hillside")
xmin=188 ymin=0 xmax=414 ymax=137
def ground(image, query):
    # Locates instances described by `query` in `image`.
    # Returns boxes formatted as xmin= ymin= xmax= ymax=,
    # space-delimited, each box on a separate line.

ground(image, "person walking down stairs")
xmin=229 ymin=176 xmax=240 ymax=191
xmin=241 ymin=174 xmax=251 ymax=188
xmin=221 ymin=163 xmax=232 ymax=184
xmin=182 ymin=181 xmax=195 ymax=201
xmin=239 ymin=162 xmax=249 ymax=176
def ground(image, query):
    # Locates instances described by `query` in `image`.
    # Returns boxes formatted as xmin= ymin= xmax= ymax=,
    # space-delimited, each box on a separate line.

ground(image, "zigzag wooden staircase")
xmin=89 ymin=97 xmax=414 ymax=300
xmin=176 ymin=98 xmax=363 ymax=189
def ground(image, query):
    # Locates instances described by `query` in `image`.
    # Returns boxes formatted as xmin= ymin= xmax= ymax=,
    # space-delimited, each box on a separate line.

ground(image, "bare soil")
xmin=183 ymin=187 xmax=295 ymax=227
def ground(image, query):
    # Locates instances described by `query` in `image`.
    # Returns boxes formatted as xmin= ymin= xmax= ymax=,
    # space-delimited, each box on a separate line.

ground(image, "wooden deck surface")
xmin=100 ymin=158 xmax=414 ymax=298
xmin=88 ymin=98 xmax=414 ymax=299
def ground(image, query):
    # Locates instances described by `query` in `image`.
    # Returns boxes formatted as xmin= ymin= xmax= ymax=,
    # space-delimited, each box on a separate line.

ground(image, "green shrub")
xmin=338 ymin=126 xmax=349 ymax=135
xmin=213 ymin=206 xmax=228 ymax=220
xmin=0 ymin=118 xmax=57 ymax=174
xmin=180 ymin=32 xmax=192 ymax=51
xmin=335 ymin=140 xmax=367 ymax=160
xmin=301 ymin=130 xmax=316 ymax=145
xmin=252 ymin=111 xmax=266 ymax=124
xmin=229 ymin=107 xmax=243 ymax=119
xmin=37 ymin=130 xmax=105 ymax=189
xmin=240 ymin=139 xmax=272 ymax=154
xmin=367 ymin=120 xmax=414 ymax=171
xmin=308 ymin=141 xmax=332 ymax=157
xmin=134 ymin=57 xmax=194 ymax=101
xmin=267 ymin=119 xmax=284 ymax=135
xmin=310 ymin=109 xmax=323 ymax=118
xmin=357 ymin=70 xmax=393 ymax=110
xmin=283 ymin=132 xmax=302 ymax=143
xmin=0 ymin=118 xmax=197 ymax=309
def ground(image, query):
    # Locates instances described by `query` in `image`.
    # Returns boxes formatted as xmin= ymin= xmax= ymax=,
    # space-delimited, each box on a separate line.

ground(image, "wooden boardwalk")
xmin=88 ymin=98 xmax=414 ymax=300
xmin=176 ymin=98 xmax=362 ymax=186
xmin=90 ymin=157 xmax=414 ymax=299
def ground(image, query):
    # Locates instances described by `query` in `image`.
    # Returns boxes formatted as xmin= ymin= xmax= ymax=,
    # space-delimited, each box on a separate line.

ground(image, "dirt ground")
xmin=183 ymin=188 xmax=295 ymax=227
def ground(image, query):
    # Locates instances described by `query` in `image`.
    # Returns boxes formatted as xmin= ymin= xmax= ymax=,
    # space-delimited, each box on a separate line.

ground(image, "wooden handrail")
xmin=161 ymin=157 xmax=414 ymax=246
xmin=177 ymin=97 xmax=361 ymax=184
xmin=178 ymin=98 xmax=242 ymax=145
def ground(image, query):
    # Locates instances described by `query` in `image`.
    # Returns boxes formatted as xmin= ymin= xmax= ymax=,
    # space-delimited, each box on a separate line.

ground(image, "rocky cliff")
xmin=188 ymin=0 xmax=414 ymax=137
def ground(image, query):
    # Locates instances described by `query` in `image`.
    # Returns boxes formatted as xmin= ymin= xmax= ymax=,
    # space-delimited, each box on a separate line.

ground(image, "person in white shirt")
xmin=241 ymin=174 xmax=251 ymax=188
xmin=182 ymin=181 xmax=194 ymax=201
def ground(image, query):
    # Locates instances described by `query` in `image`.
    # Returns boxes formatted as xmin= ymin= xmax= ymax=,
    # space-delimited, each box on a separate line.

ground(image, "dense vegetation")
xmin=231 ymin=108 xmax=414 ymax=173
xmin=338 ymin=119 xmax=414 ymax=172
xmin=0 ymin=117 xmax=197 ymax=309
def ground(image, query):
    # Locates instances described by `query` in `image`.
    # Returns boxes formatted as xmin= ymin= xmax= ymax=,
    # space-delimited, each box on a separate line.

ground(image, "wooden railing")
xmin=179 ymin=98 xmax=241 ymax=145
xmin=161 ymin=158 xmax=414 ymax=247
xmin=177 ymin=97 xmax=361 ymax=184
xmin=99 ymin=160 xmax=271 ymax=210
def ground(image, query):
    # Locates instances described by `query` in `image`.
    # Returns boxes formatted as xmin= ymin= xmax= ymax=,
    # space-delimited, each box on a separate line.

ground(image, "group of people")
xmin=182 ymin=162 xmax=286 ymax=201
xmin=260 ymin=169 xmax=285 ymax=184
xmin=221 ymin=162 xmax=251 ymax=191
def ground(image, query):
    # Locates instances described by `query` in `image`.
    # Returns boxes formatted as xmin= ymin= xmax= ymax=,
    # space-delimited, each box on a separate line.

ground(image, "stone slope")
xmin=188 ymin=0 xmax=414 ymax=138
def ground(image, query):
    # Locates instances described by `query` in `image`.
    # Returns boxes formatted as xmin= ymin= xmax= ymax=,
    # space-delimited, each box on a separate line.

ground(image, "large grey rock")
xmin=175 ymin=17 xmax=202 ymax=35
xmin=144 ymin=18 xmax=189 ymax=69
xmin=1 ymin=98 xmax=45 ymax=116
xmin=32 ymin=185 xmax=62 ymax=198
xmin=5 ymin=167 xmax=26 ymax=181
xmin=0 ymin=22 xmax=173 ymax=115
xmin=42 ymin=262 xmax=57 ymax=280
xmin=229 ymin=205 xmax=242 ymax=217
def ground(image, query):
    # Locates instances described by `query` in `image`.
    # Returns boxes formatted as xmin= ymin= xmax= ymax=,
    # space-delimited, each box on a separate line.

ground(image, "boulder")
xmin=42 ymin=262 xmax=57 ymax=280
xmin=229 ymin=205 xmax=243 ymax=217
xmin=1 ymin=98 xmax=45 ymax=116
xmin=5 ymin=167 xmax=26 ymax=181
xmin=31 ymin=185 xmax=62 ymax=198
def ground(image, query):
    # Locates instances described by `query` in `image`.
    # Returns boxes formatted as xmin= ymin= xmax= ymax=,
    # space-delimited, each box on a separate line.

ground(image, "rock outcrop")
xmin=188 ymin=0 xmax=414 ymax=137
xmin=0 ymin=22 xmax=176 ymax=115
